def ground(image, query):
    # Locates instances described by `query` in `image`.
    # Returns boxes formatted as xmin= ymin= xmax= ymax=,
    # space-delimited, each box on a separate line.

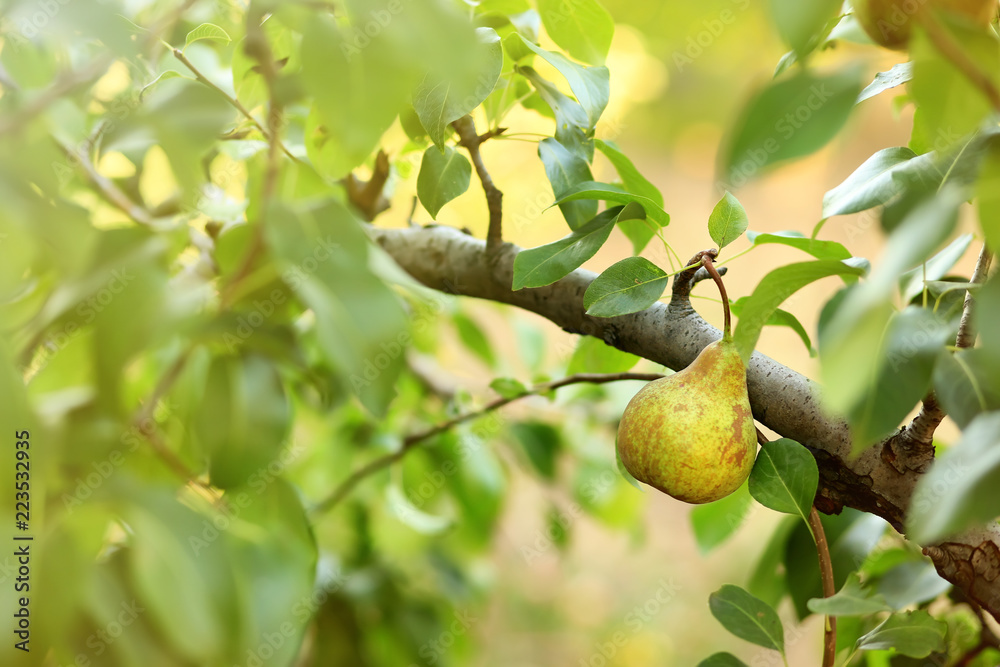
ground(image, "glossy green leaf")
xmin=730 ymin=297 xmax=814 ymax=356
xmin=512 ymin=207 xmax=619 ymax=289
xmin=566 ymin=335 xmax=639 ymax=374
xmin=748 ymin=439 xmax=818 ymax=528
xmin=520 ymin=66 xmax=593 ymax=161
xmin=822 ymin=146 xmax=919 ymax=218
xmin=907 ymin=411 xmax=1000 ymax=543
xmin=899 ymin=233 xmax=973 ymax=303
xmin=722 ymin=69 xmax=861 ymax=184
xmin=857 ymin=61 xmax=913 ymax=104
xmin=417 ymin=145 xmax=472 ymax=219
xmin=709 ymin=584 xmax=785 ymax=652
xmin=708 ymin=191 xmax=749 ymax=251
xmin=856 ymin=610 xmax=947 ymax=658
xmin=733 ymin=260 xmax=865 ymax=362
xmin=747 ymin=517 xmax=797 ymax=607
xmin=933 ymin=348 xmax=1000 ymax=429
xmin=553 ymin=181 xmax=670 ymax=226
xmin=877 ymin=560 xmax=951 ymax=609
xmin=413 ymin=27 xmax=503 ymax=148
xmin=690 ymin=482 xmax=752 ymax=554
xmin=539 ymin=137 xmax=597 ymax=229
xmin=583 ymin=257 xmax=669 ymax=317
xmin=806 ymin=573 xmax=891 ymax=616
xmin=184 ymin=23 xmax=231 ymax=48
xmin=698 ymin=653 xmax=749 ymax=667
xmin=537 ymin=0 xmax=614 ymax=65
xmin=746 ymin=230 xmax=851 ymax=261
xmin=514 ymin=34 xmax=609 ymax=127
xmin=594 ymin=139 xmax=664 ymax=207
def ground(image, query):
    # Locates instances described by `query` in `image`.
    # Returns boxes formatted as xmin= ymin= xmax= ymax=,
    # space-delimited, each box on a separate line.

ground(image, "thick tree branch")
xmin=369 ymin=223 xmax=1000 ymax=621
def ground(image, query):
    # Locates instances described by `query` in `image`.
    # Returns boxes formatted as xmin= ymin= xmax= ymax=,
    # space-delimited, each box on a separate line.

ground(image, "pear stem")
xmin=700 ymin=254 xmax=731 ymax=339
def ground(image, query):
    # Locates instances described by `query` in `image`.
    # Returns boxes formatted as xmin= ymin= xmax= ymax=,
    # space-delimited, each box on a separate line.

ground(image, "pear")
xmin=616 ymin=254 xmax=756 ymax=504
xmin=854 ymin=0 xmax=997 ymax=50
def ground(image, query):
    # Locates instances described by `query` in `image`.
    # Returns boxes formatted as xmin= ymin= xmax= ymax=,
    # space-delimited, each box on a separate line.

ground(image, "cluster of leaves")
xmin=3 ymin=0 xmax=1000 ymax=664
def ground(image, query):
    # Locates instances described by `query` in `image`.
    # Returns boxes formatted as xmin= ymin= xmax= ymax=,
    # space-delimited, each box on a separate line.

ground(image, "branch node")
xmin=453 ymin=115 xmax=504 ymax=255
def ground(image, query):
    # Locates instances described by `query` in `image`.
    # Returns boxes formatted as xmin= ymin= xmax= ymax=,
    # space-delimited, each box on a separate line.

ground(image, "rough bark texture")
xmin=370 ymin=223 xmax=1000 ymax=621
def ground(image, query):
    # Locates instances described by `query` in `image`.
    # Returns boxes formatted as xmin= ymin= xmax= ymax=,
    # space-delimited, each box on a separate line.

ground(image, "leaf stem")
xmin=809 ymin=505 xmax=837 ymax=667
xmin=701 ymin=254 xmax=731 ymax=338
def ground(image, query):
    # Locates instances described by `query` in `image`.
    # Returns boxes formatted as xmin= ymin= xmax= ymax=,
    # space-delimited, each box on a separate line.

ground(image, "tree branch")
xmin=310 ymin=371 xmax=663 ymax=515
xmin=368 ymin=222 xmax=1000 ymax=622
xmin=453 ymin=115 xmax=504 ymax=253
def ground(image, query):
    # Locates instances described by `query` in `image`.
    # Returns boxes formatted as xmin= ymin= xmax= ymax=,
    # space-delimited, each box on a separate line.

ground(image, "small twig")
xmin=344 ymin=150 xmax=391 ymax=221
xmin=916 ymin=10 xmax=1000 ymax=113
xmin=171 ymin=47 xmax=297 ymax=162
xmin=956 ymin=245 xmax=994 ymax=349
xmin=809 ymin=506 xmax=838 ymax=667
xmin=896 ymin=245 xmax=993 ymax=466
xmin=453 ymin=115 xmax=504 ymax=253
xmin=310 ymin=371 xmax=664 ymax=515
xmin=53 ymin=136 xmax=156 ymax=227
xmin=0 ymin=56 xmax=114 ymax=136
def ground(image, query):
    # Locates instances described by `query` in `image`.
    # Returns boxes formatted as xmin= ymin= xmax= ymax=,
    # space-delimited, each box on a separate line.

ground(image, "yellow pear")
xmin=854 ymin=0 xmax=997 ymax=50
xmin=616 ymin=255 xmax=756 ymax=504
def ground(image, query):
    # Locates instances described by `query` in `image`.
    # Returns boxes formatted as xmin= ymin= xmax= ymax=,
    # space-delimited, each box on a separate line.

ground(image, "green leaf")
xmin=594 ymin=139 xmax=664 ymax=207
xmin=820 ymin=186 xmax=962 ymax=416
xmin=748 ymin=439 xmax=818 ymax=527
xmin=730 ymin=297 xmax=814 ymax=356
xmin=822 ymin=146 xmax=919 ymax=218
xmin=387 ymin=485 xmax=453 ymax=534
xmin=583 ymin=257 xmax=669 ymax=318
xmin=512 ymin=207 xmax=618 ymax=290
xmin=511 ymin=421 xmax=562 ymax=480
xmin=491 ymin=377 xmax=528 ymax=398
xmin=845 ymin=307 xmax=954 ymax=450
xmin=514 ymin=34 xmax=609 ymax=127
xmin=907 ymin=411 xmax=1000 ymax=543
xmin=538 ymin=137 xmax=597 ymax=229
xmin=857 ymin=61 xmax=913 ymax=104
xmin=553 ymin=181 xmax=670 ymax=226
xmin=746 ymin=230 xmax=851 ymax=261
xmin=733 ymin=260 xmax=865 ymax=362
xmin=698 ymin=653 xmax=749 ymax=667
xmin=453 ymin=311 xmax=496 ymax=367
xmin=898 ymin=233 xmax=973 ymax=303
xmin=709 ymin=191 xmax=749 ymax=251
xmin=748 ymin=517 xmax=798 ymax=607
xmin=709 ymin=584 xmax=785 ymax=652
xmin=806 ymin=573 xmax=892 ymax=616
xmin=417 ymin=146 xmax=472 ymax=219
xmin=876 ymin=560 xmax=951 ymax=609
xmin=722 ymin=69 xmax=861 ymax=184
xmin=413 ymin=27 xmax=504 ymax=148
xmin=856 ymin=610 xmax=947 ymax=658
xmin=910 ymin=20 xmax=999 ymax=150
xmin=537 ymin=0 xmax=614 ymax=65
xmin=934 ymin=348 xmax=1000 ymax=428
xmin=184 ymin=23 xmax=231 ymax=48
xmin=690 ymin=482 xmax=752 ymax=554
xmin=566 ymin=335 xmax=639 ymax=374
xmin=977 ymin=140 xmax=1000 ymax=254
xmin=768 ymin=0 xmax=841 ymax=57
xmin=519 ymin=66 xmax=593 ymax=161
xmin=193 ymin=354 xmax=292 ymax=489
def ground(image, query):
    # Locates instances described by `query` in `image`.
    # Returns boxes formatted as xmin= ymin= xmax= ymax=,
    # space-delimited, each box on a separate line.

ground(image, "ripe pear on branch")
xmin=853 ymin=0 xmax=997 ymax=50
xmin=616 ymin=250 xmax=757 ymax=504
